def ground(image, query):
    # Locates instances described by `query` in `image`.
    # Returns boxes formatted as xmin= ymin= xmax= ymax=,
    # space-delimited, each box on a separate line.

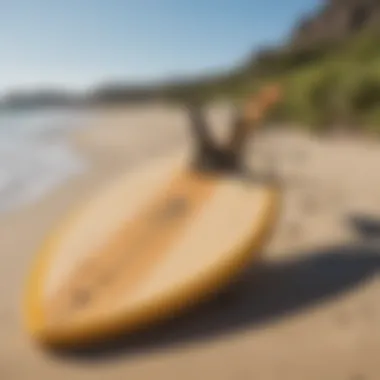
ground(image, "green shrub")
xmin=174 ymin=31 xmax=380 ymax=135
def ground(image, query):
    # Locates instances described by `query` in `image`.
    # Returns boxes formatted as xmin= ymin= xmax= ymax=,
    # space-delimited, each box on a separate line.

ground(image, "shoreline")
xmin=0 ymin=108 xmax=96 ymax=218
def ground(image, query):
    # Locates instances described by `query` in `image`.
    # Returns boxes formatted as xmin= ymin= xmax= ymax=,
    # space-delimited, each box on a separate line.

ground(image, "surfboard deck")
xmin=22 ymin=151 xmax=280 ymax=348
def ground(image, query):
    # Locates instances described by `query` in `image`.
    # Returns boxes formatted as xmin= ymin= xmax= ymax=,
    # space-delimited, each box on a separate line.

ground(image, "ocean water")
xmin=0 ymin=108 xmax=89 ymax=214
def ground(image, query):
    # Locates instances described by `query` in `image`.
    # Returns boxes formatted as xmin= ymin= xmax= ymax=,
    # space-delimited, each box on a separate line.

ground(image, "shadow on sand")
xmin=348 ymin=213 xmax=380 ymax=240
xmin=50 ymin=234 xmax=380 ymax=362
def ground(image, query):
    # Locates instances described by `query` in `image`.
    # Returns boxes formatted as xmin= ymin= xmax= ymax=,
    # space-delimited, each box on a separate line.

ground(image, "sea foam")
xmin=0 ymin=108 xmax=89 ymax=213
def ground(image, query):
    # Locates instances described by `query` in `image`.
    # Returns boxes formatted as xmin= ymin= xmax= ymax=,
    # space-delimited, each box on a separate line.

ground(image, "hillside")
xmin=290 ymin=0 xmax=380 ymax=49
xmin=104 ymin=0 xmax=380 ymax=133
xmin=201 ymin=0 xmax=380 ymax=133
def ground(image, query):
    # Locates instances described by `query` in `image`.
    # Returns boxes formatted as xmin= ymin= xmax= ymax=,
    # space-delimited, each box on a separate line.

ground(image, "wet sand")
xmin=1 ymin=105 xmax=380 ymax=380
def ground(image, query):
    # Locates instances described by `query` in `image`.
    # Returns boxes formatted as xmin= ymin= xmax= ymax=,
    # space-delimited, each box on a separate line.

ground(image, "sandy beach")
xmin=1 ymin=104 xmax=380 ymax=380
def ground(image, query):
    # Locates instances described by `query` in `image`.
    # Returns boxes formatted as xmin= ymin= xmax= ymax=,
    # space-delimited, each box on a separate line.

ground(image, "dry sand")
xmin=1 ymin=104 xmax=380 ymax=380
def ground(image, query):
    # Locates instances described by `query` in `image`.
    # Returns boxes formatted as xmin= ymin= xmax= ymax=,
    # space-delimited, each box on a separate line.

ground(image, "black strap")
xmin=186 ymin=103 xmax=249 ymax=173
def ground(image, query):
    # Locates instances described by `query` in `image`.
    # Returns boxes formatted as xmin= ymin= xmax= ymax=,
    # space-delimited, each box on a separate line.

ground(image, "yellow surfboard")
xmin=22 ymin=151 xmax=280 ymax=348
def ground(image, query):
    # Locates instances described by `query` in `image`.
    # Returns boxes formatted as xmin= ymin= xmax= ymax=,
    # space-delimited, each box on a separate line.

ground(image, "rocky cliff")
xmin=290 ymin=0 xmax=380 ymax=49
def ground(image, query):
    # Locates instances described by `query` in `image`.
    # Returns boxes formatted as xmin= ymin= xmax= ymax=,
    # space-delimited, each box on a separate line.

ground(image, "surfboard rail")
xmin=22 ymin=181 xmax=280 ymax=349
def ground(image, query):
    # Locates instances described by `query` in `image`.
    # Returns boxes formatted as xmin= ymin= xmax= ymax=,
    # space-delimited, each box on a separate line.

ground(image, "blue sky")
xmin=0 ymin=0 xmax=322 ymax=92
